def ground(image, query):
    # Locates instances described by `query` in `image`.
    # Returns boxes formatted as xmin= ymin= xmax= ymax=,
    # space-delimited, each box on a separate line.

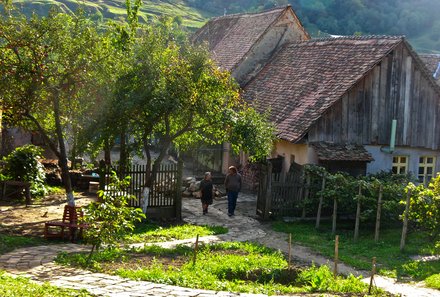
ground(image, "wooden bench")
xmin=44 ymin=205 xmax=88 ymax=242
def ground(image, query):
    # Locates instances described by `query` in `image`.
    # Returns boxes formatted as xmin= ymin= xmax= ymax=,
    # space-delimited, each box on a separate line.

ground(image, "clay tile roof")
xmin=244 ymin=36 xmax=404 ymax=142
xmin=419 ymin=54 xmax=440 ymax=84
xmin=192 ymin=6 xmax=288 ymax=71
xmin=310 ymin=142 xmax=374 ymax=162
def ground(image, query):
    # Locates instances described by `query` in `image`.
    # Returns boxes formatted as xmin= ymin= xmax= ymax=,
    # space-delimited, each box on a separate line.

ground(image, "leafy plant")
xmin=56 ymin=241 xmax=381 ymax=295
xmin=2 ymin=145 xmax=47 ymax=197
xmin=81 ymin=172 xmax=145 ymax=261
xmin=405 ymin=175 xmax=440 ymax=240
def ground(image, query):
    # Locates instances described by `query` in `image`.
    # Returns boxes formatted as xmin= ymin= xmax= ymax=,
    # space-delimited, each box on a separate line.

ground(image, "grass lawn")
xmin=272 ymin=220 xmax=440 ymax=289
xmin=0 ymin=233 xmax=48 ymax=255
xmin=0 ymin=270 xmax=93 ymax=297
xmin=57 ymin=242 xmax=390 ymax=296
xmin=124 ymin=222 xmax=227 ymax=243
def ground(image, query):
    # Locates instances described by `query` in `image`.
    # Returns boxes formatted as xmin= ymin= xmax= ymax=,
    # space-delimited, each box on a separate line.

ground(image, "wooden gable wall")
xmin=308 ymin=42 xmax=440 ymax=150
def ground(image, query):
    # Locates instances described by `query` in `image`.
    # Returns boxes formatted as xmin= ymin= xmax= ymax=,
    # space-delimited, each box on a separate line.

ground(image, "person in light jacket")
xmin=224 ymin=166 xmax=241 ymax=217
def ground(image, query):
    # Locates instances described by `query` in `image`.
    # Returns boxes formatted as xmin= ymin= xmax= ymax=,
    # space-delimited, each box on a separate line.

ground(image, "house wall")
xmin=272 ymin=140 xmax=313 ymax=172
xmin=366 ymin=145 xmax=440 ymax=177
xmin=233 ymin=10 xmax=308 ymax=86
xmin=308 ymin=43 xmax=440 ymax=151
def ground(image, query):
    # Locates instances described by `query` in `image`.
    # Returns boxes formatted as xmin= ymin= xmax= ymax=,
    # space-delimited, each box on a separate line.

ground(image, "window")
xmin=392 ymin=156 xmax=408 ymax=174
xmin=418 ymin=156 xmax=436 ymax=185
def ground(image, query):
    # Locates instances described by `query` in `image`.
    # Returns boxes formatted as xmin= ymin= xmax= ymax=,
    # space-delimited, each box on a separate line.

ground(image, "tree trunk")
xmin=104 ymin=139 xmax=112 ymax=165
xmin=53 ymin=97 xmax=74 ymax=206
xmin=119 ymin=131 xmax=127 ymax=172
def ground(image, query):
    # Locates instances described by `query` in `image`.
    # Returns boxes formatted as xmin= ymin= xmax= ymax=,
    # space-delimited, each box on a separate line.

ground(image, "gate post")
xmin=263 ymin=162 xmax=273 ymax=220
xmin=175 ymin=159 xmax=183 ymax=221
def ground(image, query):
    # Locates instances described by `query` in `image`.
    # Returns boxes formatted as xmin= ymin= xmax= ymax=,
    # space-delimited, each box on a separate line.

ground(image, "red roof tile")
xmin=192 ymin=7 xmax=288 ymax=71
xmin=244 ymin=36 xmax=404 ymax=142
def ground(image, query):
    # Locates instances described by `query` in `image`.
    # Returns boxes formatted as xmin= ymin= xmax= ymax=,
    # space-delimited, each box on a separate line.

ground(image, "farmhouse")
xmin=193 ymin=6 xmax=440 ymax=184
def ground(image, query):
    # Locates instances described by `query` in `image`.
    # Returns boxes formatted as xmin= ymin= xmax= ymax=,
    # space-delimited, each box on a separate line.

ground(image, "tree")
xmin=0 ymin=6 xmax=117 ymax=205
xmin=98 ymin=17 xmax=274 ymax=190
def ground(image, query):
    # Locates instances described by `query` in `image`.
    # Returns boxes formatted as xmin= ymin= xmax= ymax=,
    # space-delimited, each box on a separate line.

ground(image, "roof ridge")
xmin=304 ymin=35 xmax=405 ymax=43
xmin=209 ymin=5 xmax=290 ymax=21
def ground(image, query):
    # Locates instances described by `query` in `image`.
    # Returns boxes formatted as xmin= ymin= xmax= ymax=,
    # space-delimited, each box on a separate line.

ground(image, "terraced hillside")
xmin=11 ymin=0 xmax=210 ymax=29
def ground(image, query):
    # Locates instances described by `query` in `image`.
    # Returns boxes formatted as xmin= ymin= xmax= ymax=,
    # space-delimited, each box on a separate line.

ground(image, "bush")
xmin=82 ymin=172 xmax=145 ymax=261
xmin=2 ymin=145 xmax=47 ymax=197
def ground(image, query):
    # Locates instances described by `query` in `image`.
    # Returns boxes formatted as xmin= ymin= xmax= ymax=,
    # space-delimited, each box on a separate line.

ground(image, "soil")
xmin=0 ymin=193 xmax=97 ymax=237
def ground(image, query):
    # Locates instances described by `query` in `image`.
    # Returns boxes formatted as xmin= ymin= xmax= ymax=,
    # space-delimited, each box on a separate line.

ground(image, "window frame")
xmin=418 ymin=156 xmax=436 ymax=185
xmin=392 ymin=155 xmax=409 ymax=175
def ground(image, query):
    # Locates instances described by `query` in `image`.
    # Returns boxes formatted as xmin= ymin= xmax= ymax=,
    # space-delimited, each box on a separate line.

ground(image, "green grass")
xmin=0 ymin=234 xmax=47 ymax=255
xmin=0 ymin=270 xmax=93 ymax=296
xmin=57 ymin=242 xmax=387 ymax=295
xmin=124 ymin=222 xmax=227 ymax=243
xmin=272 ymin=221 xmax=440 ymax=282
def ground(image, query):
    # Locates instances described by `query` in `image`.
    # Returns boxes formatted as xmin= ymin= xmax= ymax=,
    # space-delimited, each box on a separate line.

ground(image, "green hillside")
xmin=10 ymin=0 xmax=210 ymax=29
xmin=5 ymin=0 xmax=440 ymax=53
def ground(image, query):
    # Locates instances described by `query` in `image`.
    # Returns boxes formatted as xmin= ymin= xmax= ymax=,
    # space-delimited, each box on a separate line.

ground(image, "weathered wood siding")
xmin=308 ymin=43 xmax=440 ymax=150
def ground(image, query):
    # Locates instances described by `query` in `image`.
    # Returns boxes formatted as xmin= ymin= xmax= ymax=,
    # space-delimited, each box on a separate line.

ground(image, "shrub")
xmin=2 ymin=145 xmax=47 ymax=197
xmin=81 ymin=172 xmax=145 ymax=262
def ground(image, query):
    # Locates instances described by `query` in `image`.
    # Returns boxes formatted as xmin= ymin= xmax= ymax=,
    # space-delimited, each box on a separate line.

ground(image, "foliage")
xmin=81 ymin=172 xmax=145 ymax=259
xmin=0 ymin=234 xmax=47 ymax=256
xmin=302 ymin=165 xmax=410 ymax=225
xmin=0 ymin=5 xmax=118 ymax=204
xmin=56 ymin=241 xmax=381 ymax=295
xmin=2 ymin=145 xmax=47 ymax=196
xmin=405 ymin=174 xmax=440 ymax=239
xmin=92 ymin=15 xmax=274 ymax=185
xmin=272 ymin=220 xmax=440 ymax=282
xmin=0 ymin=270 xmax=93 ymax=297
xmin=297 ymin=264 xmax=370 ymax=293
xmin=125 ymin=223 xmax=227 ymax=243
xmin=425 ymin=273 xmax=440 ymax=290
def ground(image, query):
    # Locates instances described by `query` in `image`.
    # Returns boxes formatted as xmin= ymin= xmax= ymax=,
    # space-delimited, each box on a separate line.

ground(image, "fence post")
xmin=263 ymin=162 xmax=273 ymax=221
xmin=98 ymin=160 xmax=106 ymax=191
xmin=369 ymin=257 xmax=377 ymax=294
xmin=175 ymin=159 xmax=183 ymax=221
xmin=354 ymin=184 xmax=362 ymax=241
xmin=332 ymin=197 xmax=338 ymax=235
xmin=315 ymin=175 xmax=326 ymax=229
xmin=400 ymin=189 xmax=411 ymax=251
xmin=374 ymin=185 xmax=383 ymax=242
xmin=288 ymin=233 xmax=292 ymax=268
xmin=334 ymin=235 xmax=339 ymax=277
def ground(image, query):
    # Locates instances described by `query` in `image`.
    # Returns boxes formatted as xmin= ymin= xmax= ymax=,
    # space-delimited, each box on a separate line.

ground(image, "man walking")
xmin=224 ymin=166 xmax=242 ymax=217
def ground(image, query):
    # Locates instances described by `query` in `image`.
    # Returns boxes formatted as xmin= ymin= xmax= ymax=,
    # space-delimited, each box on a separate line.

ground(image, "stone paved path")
xmin=0 ymin=193 xmax=439 ymax=296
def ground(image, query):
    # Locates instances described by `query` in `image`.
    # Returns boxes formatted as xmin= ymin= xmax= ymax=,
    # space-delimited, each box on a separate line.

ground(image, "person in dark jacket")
xmin=224 ymin=166 xmax=242 ymax=217
xmin=200 ymin=172 xmax=213 ymax=215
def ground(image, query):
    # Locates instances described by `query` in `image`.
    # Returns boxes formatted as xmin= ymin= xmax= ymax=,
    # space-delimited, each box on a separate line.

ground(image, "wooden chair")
xmin=44 ymin=205 xmax=87 ymax=242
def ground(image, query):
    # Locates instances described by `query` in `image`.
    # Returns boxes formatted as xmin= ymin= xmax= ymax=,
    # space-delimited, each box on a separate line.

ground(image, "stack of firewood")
xmin=182 ymin=177 xmax=224 ymax=199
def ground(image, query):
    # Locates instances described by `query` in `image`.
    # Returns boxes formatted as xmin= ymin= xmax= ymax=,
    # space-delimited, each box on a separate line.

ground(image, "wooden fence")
xmin=257 ymin=161 xmax=305 ymax=220
xmin=99 ymin=161 xmax=183 ymax=220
